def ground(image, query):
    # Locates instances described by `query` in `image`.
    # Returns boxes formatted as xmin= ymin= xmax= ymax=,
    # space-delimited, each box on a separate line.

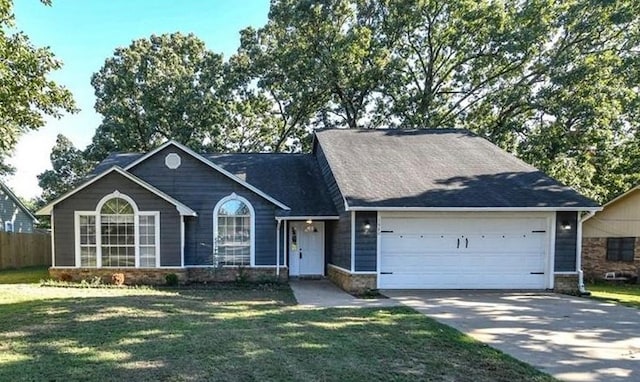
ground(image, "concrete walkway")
xmin=383 ymin=290 xmax=640 ymax=382
xmin=289 ymin=279 xmax=400 ymax=308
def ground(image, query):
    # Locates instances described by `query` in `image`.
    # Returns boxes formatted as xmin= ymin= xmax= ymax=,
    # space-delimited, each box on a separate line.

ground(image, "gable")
xmin=0 ymin=182 xmax=37 ymax=223
xmin=125 ymin=141 xmax=290 ymax=210
xmin=37 ymin=167 xmax=196 ymax=216
xmin=315 ymin=129 xmax=600 ymax=211
xmin=583 ymin=188 xmax=640 ymax=237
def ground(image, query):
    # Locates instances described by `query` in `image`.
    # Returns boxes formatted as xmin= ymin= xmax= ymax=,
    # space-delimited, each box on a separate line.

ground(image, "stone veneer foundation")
xmin=327 ymin=264 xmax=376 ymax=293
xmin=49 ymin=267 xmax=288 ymax=285
xmin=553 ymin=274 xmax=580 ymax=295
xmin=582 ymin=237 xmax=640 ymax=281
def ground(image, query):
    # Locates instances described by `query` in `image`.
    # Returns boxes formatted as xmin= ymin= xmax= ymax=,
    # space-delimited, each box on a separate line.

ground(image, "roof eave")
xmin=346 ymin=206 xmax=603 ymax=212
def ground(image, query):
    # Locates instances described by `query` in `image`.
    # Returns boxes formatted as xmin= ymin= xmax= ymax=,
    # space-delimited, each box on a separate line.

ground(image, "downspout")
xmin=276 ymin=218 xmax=282 ymax=279
xmin=577 ymin=211 xmax=595 ymax=295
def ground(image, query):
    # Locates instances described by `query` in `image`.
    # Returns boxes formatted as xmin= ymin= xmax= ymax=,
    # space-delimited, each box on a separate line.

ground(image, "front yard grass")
xmin=0 ymin=266 xmax=49 ymax=284
xmin=0 ymin=284 xmax=555 ymax=382
xmin=588 ymin=282 xmax=640 ymax=309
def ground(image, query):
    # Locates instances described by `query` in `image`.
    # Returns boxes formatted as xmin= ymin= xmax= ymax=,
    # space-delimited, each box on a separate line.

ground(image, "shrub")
xmin=165 ymin=273 xmax=179 ymax=286
xmin=111 ymin=273 xmax=125 ymax=286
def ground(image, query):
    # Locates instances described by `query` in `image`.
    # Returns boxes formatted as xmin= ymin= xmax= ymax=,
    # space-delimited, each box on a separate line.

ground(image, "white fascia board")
xmin=123 ymin=140 xmax=291 ymax=211
xmin=346 ymin=206 xmax=602 ymax=212
xmin=37 ymin=166 xmax=197 ymax=217
xmin=276 ymin=216 xmax=340 ymax=221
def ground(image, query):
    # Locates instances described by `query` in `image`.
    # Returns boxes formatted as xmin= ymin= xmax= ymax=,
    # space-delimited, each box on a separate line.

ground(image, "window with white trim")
xmin=100 ymin=197 xmax=135 ymax=267
xmin=214 ymin=195 xmax=253 ymax=267
xmin=79 ymin=215 xmax=97 ymax=266
xmin=75 ymin=192 xmax=159 ymax=268
xmin=139 ymin=214 xmax=158 ymax=267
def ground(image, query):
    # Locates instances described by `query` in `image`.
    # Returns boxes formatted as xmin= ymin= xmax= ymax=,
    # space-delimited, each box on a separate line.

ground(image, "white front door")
xmin=289 ymin=221 xmax=325 ymax=276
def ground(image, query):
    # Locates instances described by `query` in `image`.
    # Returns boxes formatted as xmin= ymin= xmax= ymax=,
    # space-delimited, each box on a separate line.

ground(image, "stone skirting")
xmin=582 ymin=237 xmax=640 ymax=281
xmin=186 ymin=267 xmax=288 ymax=283
xmin=554 ymin=274 xmax=579 ymax=295
xmin=327 ymin=264 xmax=376 ymax=293
xmin=49 ymin=266 xmax=288 ymax=285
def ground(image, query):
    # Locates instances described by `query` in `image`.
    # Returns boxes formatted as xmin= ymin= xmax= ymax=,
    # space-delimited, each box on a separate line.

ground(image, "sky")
xmin=6 ymin=0 xmax=270 ymax=198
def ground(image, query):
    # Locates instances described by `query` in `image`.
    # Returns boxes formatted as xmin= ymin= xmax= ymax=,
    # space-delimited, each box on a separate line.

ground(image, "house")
xmin=0 ymin=181 xmax=37 ymax=233
xmin=582 ymin=187 xmax=640 ymax=281
xmin=36 ymin=129 xmax=600 ymax=292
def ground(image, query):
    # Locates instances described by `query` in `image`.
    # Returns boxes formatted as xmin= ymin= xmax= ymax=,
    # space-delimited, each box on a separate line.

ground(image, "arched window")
xmin=75 ymin=191 xmax=159 ymax=268
xmin=100 ymin=197 xmax=136 ymax=267
xmin=214 ymin=194 xmax=254 ymax=266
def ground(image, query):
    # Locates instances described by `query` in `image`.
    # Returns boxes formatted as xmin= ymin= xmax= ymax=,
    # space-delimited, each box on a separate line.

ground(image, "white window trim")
xmin=213 ymin=192 xmax=256 ymax=267
xmin=74 ymin=191 xmax=161 ymax=268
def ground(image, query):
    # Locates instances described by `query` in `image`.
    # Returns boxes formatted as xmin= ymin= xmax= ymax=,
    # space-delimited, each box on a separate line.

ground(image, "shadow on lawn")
xmin=0 ymin=288 xmax=553 ymax=382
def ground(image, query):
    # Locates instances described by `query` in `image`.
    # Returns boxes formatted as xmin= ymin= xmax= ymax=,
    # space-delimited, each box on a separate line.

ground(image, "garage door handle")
xmin=380 ymin=272 xmax=393 ymax=274
xmin=530 ymin=272 xmax=544 ymax=275
xmin=465 ymin=238 xmax=468 ymax=248
xmin=457 ymin=238 xmax=460 ymax=248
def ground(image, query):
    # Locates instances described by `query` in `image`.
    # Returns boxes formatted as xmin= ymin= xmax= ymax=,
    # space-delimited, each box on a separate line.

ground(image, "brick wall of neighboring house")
xmin=582 ymin=237 xmax=640 ymax=281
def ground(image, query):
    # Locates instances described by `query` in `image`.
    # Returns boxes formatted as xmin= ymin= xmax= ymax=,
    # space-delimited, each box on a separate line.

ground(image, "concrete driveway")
xmin=383 ymin=290 xmax=639 ymax=382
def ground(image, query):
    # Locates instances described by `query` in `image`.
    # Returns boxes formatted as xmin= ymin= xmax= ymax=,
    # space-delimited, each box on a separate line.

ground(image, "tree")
xmin=0 ymin=0 xmax=76 ymax=175
xmin=87 ymin=32 xmax=226 ymax=161
xmin=37 ymin=134 xmax=93 ymax=202
xmin=251 ymin=0 xmax=640 ymax=202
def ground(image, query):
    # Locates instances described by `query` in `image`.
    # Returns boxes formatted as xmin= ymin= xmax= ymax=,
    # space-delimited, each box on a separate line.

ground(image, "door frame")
xmin=288 ymin=221 xmax=325 ymax=276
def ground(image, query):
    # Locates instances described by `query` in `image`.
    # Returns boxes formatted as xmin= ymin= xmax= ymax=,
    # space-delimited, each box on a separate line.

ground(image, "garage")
xmin=378 ymin=212 xmax=551 ymax=289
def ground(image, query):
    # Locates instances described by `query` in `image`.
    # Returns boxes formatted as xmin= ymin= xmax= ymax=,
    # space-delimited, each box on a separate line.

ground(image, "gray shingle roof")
xmin=314 ymin=128 xmax=599 ymax=209
xmin=90 ymin=152 xmax=337 ymax=217
xmin=205 ymin=153 xmax=337 ymax=217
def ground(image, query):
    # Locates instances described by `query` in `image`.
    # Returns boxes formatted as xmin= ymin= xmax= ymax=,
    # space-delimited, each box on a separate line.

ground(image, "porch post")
xmin=180 ymin=216 xmax=185 ymax=267
xmin=276 ymin=218 xmax=281 ymax=277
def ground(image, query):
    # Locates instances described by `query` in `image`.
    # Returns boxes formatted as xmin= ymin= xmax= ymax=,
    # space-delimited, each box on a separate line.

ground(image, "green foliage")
xmin=242 ymin=0 xmax=640 ymax=203
xmin=86 ymin=32 xmax=226 ymax=161
xmin=165 ymin=273 xmax=179 ymax=286
xmin=0 ymin=0 xmax=76 ymax=175
xmin=37 ymin=134 xmax=93 ymax=202
xmin=42 ymin=0 xmax=640 ymax=204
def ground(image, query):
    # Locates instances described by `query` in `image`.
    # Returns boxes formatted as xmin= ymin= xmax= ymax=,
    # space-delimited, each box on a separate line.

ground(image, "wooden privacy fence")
xmin=0 ymin=232 xmax=51 ymax=269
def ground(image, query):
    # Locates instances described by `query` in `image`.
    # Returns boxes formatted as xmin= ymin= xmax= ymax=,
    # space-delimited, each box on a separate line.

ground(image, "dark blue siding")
xmin=129 ymin=146 xmax=279 ymax=266
xmin=555 ymin=211 xmax=578 ymax=272
xmin=315 ymin=144 xmax=351 ymax=270
xmin=354 ymin=211 xmax=377 ymax=271
xmin=53 ymin=172 xmax=181 ymax=267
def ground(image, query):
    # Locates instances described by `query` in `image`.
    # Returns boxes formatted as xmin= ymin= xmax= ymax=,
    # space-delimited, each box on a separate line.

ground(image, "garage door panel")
xmin=379 ymin=214 xmax=549 ymax=289
xmin=380 ymin=234 xmax=457 ymax=253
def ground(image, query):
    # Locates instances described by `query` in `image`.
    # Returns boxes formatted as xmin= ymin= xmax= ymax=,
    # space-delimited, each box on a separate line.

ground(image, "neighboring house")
xmin=37 ymin=129 xmax=600 ymax=292
xmin=582 ymin=187 xmax=640 ymax=280
xmin=0 ymin=181 xmax=37 ymax=233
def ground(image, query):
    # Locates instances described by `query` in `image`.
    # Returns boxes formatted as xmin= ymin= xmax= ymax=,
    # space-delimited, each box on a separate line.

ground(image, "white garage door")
xmin=379 ymin=213 xmax=549 ymax=289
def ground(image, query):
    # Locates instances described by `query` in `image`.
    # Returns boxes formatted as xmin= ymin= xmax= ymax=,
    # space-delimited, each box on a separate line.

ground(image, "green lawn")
xmin=0 ymin=284 xmax=555 ymax=382
xmin=0 ymin=266 xmax=49 ymax=284
xmin=588 ymin=282 xmax=640 ymax=309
